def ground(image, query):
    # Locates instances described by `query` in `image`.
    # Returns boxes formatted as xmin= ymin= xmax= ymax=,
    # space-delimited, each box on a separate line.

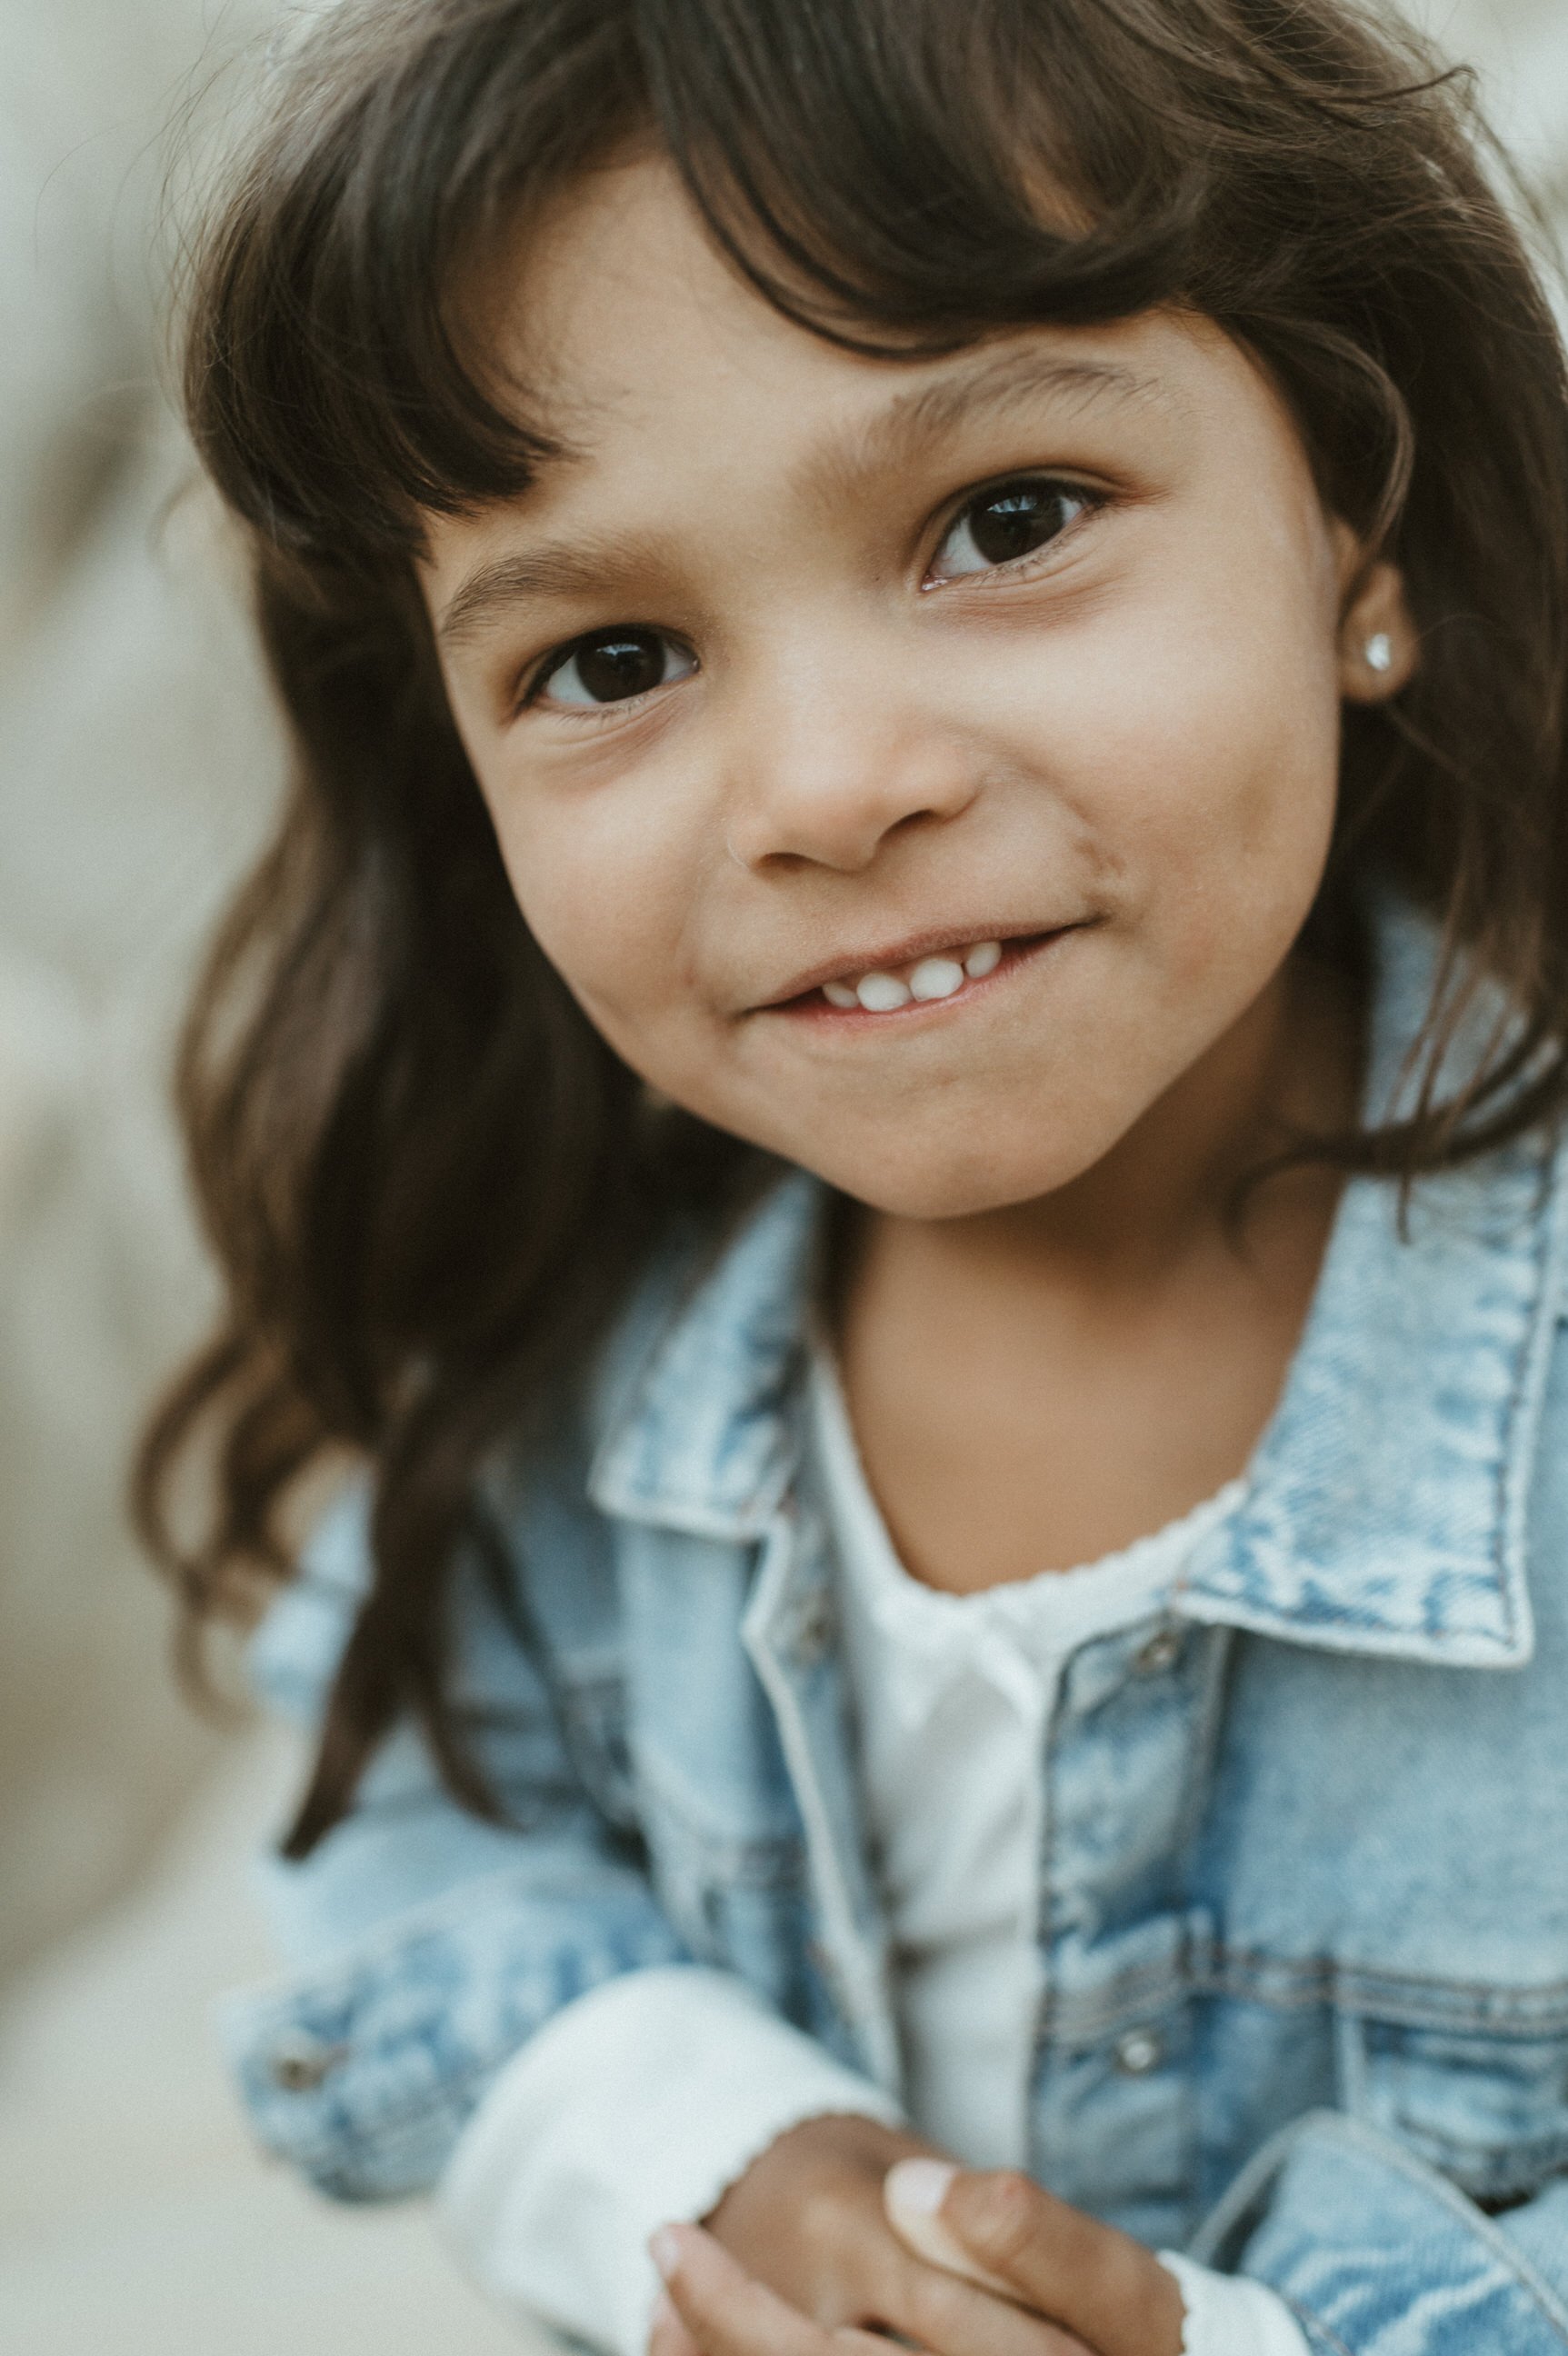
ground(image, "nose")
xmin=722 ymin=648 xmax=981 ymax=874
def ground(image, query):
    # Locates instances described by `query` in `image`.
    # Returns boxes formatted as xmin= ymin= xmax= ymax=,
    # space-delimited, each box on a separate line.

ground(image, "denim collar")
xmin=590 ymin=895 xmax=1568 ymax=1667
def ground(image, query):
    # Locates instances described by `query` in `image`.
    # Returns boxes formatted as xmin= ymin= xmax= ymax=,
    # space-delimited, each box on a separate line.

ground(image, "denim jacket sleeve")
xmin=221 ymin=1473 xmax=693 ymax=2202
xmin=1193 ymin=2110 xmax=1568 ymax=2354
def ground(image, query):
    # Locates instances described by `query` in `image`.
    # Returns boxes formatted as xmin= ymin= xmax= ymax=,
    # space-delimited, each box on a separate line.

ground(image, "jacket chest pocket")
xmin=1348 ymin=2013 xmax=1568 ymax=2207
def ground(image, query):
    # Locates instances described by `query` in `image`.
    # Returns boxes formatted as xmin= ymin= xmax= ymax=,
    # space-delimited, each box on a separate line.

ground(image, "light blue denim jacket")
xmin=233 ymin=895 xmax=1568 ymax=2354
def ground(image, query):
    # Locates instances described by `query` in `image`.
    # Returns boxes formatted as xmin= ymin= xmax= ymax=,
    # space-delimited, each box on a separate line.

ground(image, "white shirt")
xmin=813 ymin=1345 xmax=1248 ymax=2172
xmin=439 ymin=1352 xmax=1308 ymax=2356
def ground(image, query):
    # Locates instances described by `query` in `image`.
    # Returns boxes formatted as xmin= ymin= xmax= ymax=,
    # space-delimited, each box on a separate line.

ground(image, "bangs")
xmin=642 ymin=0 xmax=1198 ymax=351
xmin=185 ymin=0 xmax=1275 ymax=563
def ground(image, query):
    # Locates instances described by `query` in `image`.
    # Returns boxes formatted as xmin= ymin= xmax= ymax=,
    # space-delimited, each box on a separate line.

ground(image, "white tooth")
xmin=822 ymin=980 xmax=858 ymax=1008
xmin=909 ymin=956 xmax=964 ymax=1002
xmin=964 ymin=939 xmax=1003 ymax=979
xmin=856 ymin=972 xmax=912 ymax=1013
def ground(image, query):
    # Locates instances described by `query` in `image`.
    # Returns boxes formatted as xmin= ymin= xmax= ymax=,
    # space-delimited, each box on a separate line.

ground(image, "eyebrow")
xmin=435 ymin=349 xmax=1165 ymax=652
xmin=436 ymin=529 xmax=669 ymax=651
xmin=802 ymin=349 xmax=1166 ymax=509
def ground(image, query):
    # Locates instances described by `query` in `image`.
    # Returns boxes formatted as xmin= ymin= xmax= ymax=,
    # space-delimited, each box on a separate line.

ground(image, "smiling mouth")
xmin=769 ymin=929 xmax=1067 ymax=1021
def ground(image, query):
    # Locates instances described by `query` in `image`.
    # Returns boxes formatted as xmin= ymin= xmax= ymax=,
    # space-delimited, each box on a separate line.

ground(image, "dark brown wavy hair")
xmin=139 ymin=0 xmax=1568 ymax=1854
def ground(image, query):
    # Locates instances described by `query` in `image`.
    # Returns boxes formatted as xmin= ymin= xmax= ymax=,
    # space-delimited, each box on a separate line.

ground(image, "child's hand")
xmin=693 ymin=2114 xmax=959 ymax=2332
xmin=879 ymin=2157 xmax=1185 ymax=2356
xmin=650 ymin=2111 xmax=1185 ymax=2355
xmin=648 ymin=2211 xmax=1095 ymax=2356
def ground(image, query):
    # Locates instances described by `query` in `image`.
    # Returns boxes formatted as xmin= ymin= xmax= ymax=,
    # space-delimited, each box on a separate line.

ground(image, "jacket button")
xmin=791 ymin=1591 xmax=837 ymax=1666
xmin=1132 ymin=1626 xmax=1183 ymax=1678
xmin=268 ymin=2032 xmax=345 ymax=2093
xmin=1114 ymin=2026 xmax=1165 ymax=2077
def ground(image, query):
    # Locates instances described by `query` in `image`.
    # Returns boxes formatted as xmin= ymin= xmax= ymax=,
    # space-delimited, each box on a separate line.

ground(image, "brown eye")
xmin=930 ymin=478 xmax=1094 ymax=581
xmin=536 ymin=628 xmax=696 ymax=707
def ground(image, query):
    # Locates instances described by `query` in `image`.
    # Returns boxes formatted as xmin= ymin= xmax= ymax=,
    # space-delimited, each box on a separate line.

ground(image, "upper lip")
xmin=754 ymin=917 xmax=1064 ymax=1010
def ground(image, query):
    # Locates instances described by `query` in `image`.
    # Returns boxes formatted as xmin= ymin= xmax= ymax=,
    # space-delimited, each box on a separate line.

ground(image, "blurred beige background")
xmin=0 ymin=1 xmax=530 ymax=2347
xmin=0 ymin=1 xmax=1563 ymax=2350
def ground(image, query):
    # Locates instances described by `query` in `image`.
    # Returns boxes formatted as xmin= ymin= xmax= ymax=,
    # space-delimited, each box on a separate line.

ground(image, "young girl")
xmin=141 ymin=3 xmax=1568 ymax=2352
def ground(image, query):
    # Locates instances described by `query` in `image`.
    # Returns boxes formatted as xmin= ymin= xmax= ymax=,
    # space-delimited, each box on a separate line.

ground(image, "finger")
xmin=892 ymin=2248 xmax=1098 ymax=2356
xmin=651 ymin=2222 xmax=889 ymax=2356
xmin=884 ymin=2161 xmax=1015 ymax=2296
xmin=882 ymin=2170 xmax=1095 ymax=2356
xmin=890 ymin=2166 xmax=1183 ymax=2356
xmin=649 ymin=2288 xmax=705 ymax=2356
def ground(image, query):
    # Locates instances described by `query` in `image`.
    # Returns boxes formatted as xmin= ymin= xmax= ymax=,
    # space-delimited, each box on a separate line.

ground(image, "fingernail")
xmin=884 ymin=2157 xmax=958 ymax=2216
xmin=649 ymin=2224 xmax=684 ymax=2281
xmin=650 ymin=2290 xmax=679 ymax=2330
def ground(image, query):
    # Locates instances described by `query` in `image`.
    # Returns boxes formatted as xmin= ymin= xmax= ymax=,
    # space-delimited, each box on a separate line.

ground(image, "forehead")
xmin=466 ymin=153 xmax=1208 ymax=468
xmin=424 ymin=153 xmax=1313 ymax=626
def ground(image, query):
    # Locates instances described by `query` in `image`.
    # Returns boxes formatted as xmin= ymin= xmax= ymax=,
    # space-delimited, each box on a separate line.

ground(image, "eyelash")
xmin=924 ymin=470 xmax=1105 ymax=587
xmin=515 ymin=470 xmax=1106 ymax=719
xmin=520 ymin=633 xmax=694 ymax=724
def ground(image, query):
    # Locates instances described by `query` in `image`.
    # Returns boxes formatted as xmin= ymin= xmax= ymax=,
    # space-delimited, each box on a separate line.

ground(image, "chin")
xmin=816 ymin=1139 xmax=1101 ymax=1223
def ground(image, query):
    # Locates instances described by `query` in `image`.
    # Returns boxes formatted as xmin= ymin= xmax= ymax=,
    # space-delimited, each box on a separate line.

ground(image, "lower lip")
xmin=767 ymin=930 xmax=1070 ymax=1027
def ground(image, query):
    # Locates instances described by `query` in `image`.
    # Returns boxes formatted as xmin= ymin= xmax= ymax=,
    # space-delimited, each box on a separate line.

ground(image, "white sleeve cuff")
xmin=437 ymin=1964 xmax=906 ymax=2356
xmin=1158 ymin=2251 xmax=1313 ymax=2356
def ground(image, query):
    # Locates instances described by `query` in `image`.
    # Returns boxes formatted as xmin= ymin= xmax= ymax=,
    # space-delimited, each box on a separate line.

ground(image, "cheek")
xmin=984 ymin=545 xmax=1343 ymax=1093
xmin=484 ymin=775 xmax=713 ymax=1046
xmin=1061 ymin=538 xmax=1343 ymax=911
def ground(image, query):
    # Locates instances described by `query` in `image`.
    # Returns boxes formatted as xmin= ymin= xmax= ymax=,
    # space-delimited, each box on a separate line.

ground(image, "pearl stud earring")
xmin=1364 ymin=632 xmax=1393 ymax=675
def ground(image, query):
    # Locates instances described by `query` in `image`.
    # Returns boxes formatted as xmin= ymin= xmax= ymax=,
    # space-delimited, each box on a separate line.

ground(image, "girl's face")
xmin=424 ymin=156 xmax=1410 ymax=1220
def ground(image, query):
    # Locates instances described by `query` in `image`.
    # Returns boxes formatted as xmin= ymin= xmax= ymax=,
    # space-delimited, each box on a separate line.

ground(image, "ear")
xmin=1335 ymin=539 xmax=1419 ymax=704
